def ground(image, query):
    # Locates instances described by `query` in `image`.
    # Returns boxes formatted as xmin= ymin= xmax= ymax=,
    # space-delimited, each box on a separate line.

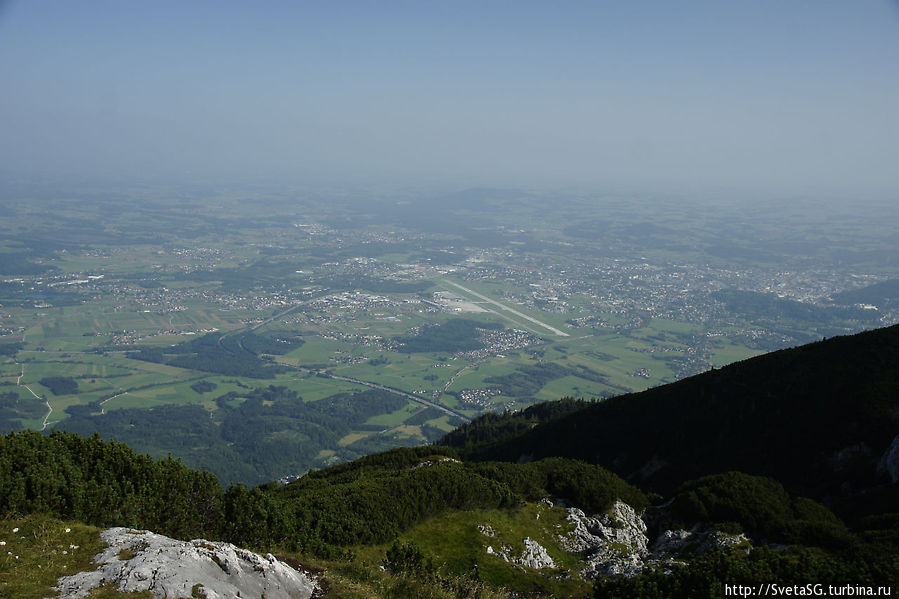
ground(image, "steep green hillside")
xmin=0 ymin=431 xmax=641 ymax=551
xmin=447 ymin=325 xmax=899 ymax=500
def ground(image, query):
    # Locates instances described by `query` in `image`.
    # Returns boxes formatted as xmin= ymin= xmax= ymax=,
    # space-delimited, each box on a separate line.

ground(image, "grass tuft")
xmin=0 ymin=513 xmax=104 ymax=599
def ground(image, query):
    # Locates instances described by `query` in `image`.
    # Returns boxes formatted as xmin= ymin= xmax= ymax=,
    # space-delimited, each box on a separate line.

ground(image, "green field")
xmin=0 ymin=277 xmax=792 ymax=474
xmin=365 ymin=501 xmax=592 ymax=597
xmin=3 ymin=188 xmax=888 ymax=482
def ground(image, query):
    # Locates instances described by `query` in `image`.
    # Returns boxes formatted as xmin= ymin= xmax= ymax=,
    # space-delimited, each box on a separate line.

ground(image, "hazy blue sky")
xmin=1 ymin=1 xmax=898 ymax=195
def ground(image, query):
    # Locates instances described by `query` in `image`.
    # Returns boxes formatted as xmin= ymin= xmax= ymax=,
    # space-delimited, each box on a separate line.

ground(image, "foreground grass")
xmin=0 ymin=513 xmax=149 ymax=598
xmin=344 ymin=501 xmax=592 ymax=598
xmin=1 ymin=508 xmax=589 ymax=599
xmin=319 ymin=559 xmax=522 ymax=599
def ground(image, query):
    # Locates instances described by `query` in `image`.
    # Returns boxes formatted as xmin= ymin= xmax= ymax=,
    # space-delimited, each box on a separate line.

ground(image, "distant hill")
xmin=445 ymin=325 xmax=899 ymax=501
xmin=831 ymin=278 xmax=899 ymax=309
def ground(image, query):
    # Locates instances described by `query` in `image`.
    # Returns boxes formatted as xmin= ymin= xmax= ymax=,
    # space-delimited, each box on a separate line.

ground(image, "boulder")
xmin=517 ymin=537 xmax=556 ymax=569
xmin=54 ymin=528 xmax=319 ymax=599
xmin=557 ymin=501 xmax=649 ymax=579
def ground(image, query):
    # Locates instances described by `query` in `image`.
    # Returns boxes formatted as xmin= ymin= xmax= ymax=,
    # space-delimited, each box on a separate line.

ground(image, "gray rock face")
xmin=485 ymin=538 xmax=556 ymax=570
xmin=650 ymin=529 xmax=693 ymax=557
xmin=517 ymin=537 xmax=556 ymax=569
xmin=557 ymin=501 xmax=649 ymax=578
xmin=54 ymin=528 xmax=319 ymax=599
xmin=556 ymin=500 xmax=751 ymax=579
xmin=878 ymin=435 xmax=899 ymax=483
xmin=650 ymin=528 xmax=750 ymax=558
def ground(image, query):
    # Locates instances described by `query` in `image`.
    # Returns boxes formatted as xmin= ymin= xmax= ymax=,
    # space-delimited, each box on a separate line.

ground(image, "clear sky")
xmin=1 ymin=1 xmax=898 ymax=195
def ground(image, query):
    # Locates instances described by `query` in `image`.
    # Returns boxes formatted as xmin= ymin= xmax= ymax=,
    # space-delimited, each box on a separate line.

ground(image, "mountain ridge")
xmin=445 ymin=324 xmax=899 ymax=501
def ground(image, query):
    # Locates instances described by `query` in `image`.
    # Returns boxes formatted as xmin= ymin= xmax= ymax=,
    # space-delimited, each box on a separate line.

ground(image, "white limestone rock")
xmin=53 ymin=527 xmax=319 ymax=599
xmin=557 ymin=501 xmax=649 ymax=579
xmin=517 ymin=537 xmax=556 ymax=570
xmin=486 ymin=538 xmax=555 ymax=570
xmin=478 ymin=524 xmax=496 ymax=537
xmin=485 ymin=544 xmax=513 ymax=563
xmin=556 ymin=500 xmax=754 ymax=580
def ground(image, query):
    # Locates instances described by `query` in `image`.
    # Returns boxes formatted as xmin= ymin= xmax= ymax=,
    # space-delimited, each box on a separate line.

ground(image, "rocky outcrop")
xmin=54 ymin=528 xmax=319 ymax=599
xmin=556 ymin=500 xmax=751 ymax=579
xmin=650 ymin=528 xmax=692 ymax=557
xmin=481 ymin=499 xmax=753 ymax=580
xmin=651 ymin=527 xmax=750 ymax=558
xmin=558 ymin=501 xmax=649 ymax=578
xmin=477 ymin=524 xmax=496 ymax=537
xmin=486 ymin=538 xmax=556 ymax=570
xmin=518 ymin=537 xmax=556 ymax=569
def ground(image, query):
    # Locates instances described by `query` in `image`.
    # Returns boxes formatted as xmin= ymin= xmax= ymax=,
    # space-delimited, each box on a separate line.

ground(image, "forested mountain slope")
xmin=446 ymin=325 xmax=899 ymax=499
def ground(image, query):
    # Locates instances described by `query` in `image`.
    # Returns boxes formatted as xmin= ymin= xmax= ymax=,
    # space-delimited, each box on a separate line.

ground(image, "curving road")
xmin=294 ymin=366 xmax=470 ymax=423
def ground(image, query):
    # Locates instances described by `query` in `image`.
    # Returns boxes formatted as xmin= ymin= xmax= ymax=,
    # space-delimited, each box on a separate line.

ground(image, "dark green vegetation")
xmin=0 ymin=391 xmax=45 ymax=432
xmin=59 ymin=385 xmax=409 ymax=485
xmin=591 ymin=474 xmax=899 ymax=598
xmin=189 ymin=380 xmax=217 ymax=393
xmin=394 ymin=318 xmax=501 ymax=354
xmin=594 ymin=546 xmax=898 ymax=599
xmin=441 ymin=397 xmax=591 ymax=449
xmin=0 ymin=249 xmax=57 ymax=275
xmin=0 ymin=342 xmax=23 ymax=357
xmin=38 ymin=376 xmax=79 ymax=395
xmin=448 ymin=324 xmax=899 ymax=500
xmin=0 ymin=431 xmax=222 ymax=541
xmin=127 ymin=330 xmax=304 ymax=379
xmin=662 ymin=472 xmax=849 ymax=546
xmin=712 ymin=289 xmax=881 ymax=342
xmin=832 ymin=278 xmax=899 ymax=309
xmin=0 ymin=431 xmax=637 ymax=565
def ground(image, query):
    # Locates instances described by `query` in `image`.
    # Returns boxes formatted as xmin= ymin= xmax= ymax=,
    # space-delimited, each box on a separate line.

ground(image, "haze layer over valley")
xmin=0 ymin=184 xmax=896 ymax=484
